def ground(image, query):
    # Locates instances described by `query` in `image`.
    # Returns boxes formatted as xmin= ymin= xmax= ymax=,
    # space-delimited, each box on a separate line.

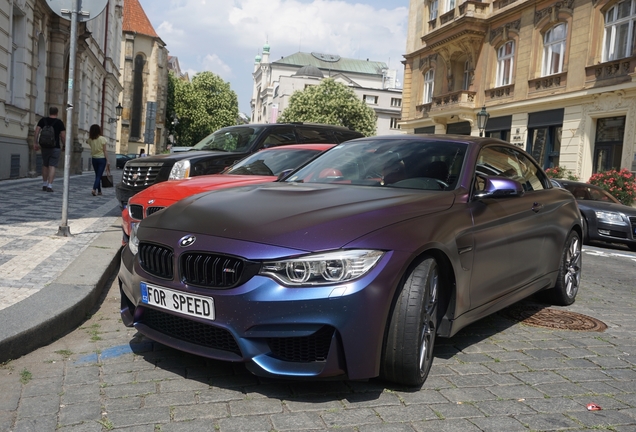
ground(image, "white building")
xmin=0 ymin=0 xmax=123 ymax=180
xmin=251 ymin=43 xmax=403 ymax=136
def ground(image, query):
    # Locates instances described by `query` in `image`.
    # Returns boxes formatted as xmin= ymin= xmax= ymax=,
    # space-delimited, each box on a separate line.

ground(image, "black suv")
xmin=116 ymin=123 xmax=363 ymax=208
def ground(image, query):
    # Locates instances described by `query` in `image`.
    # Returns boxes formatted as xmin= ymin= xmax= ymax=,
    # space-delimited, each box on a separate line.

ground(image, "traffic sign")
xmin=45 ymin=0 xmax=108 ymax=22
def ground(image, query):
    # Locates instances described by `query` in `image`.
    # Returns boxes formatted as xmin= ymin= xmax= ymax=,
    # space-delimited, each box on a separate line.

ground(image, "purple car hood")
xmin=145 ymin=182 xmax=455 ymax=251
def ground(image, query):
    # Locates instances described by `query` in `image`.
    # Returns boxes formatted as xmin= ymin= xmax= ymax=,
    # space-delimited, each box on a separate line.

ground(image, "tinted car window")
xmin=566 ymin=184 xmax=620 ymax=203
xmin=477 ymin=146 xmax=547 ymax=192
xmin=193 ymin=126 xmax=266 ymax=152
xmin=261 ymin=127 xmax=297 ymax=147
xmin=334 ymin=130 xmax=364 ymax=143
xmin=227 ymin=149 xmax=323 ymax=176
xmin=296 ymin=127 xmax=336 ymax=144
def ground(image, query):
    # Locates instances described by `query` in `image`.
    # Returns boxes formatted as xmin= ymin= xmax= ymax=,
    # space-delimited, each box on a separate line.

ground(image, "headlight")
xmin=169 ymin=160 xmax=191 ymax=179
xmin=260 ymin=250 xmax=384 ymax=286
xmin=129 ymin=223 xmax=140 ymax=255
xmin=595 ymin=210 xmax=627 ymax=225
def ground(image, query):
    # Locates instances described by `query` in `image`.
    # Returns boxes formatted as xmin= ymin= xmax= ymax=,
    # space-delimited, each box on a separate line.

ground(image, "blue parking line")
xmin=74 ymin=342 xmax=154 ymax=364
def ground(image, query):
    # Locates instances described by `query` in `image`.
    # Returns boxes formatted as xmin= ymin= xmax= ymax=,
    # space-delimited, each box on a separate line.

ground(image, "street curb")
xmin=0 ymin=226 xmax=122 ymax=363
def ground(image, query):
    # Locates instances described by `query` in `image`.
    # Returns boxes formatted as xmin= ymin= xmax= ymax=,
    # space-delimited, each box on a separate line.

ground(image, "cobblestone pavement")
xmin=1 ymin=242 xmax=635 ymax=431
xmin=0 ymin=170 xmax=122 ymax=311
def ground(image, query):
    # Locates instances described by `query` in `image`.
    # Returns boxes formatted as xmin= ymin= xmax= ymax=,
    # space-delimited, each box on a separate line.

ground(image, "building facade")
xmin=117 ymin=0 xmax=168 ymax=157
xmin=251 ymin=44 xmax=403 ymax=136
xmin=402 ymin=0 xmax=636 ymax=180
xmin=0 ymin=0 xmax=123 ymax=180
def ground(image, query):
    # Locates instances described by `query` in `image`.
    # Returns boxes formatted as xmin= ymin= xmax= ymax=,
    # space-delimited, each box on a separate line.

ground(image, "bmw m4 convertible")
xmin=119 ymin=135 xmax=583 ymax=386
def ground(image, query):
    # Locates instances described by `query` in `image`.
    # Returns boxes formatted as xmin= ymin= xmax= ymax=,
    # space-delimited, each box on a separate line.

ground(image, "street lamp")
xmin=477 ymin=105 xmax=490 ymax=137
xmin=108 ymin=103 xmax=123 ymax=124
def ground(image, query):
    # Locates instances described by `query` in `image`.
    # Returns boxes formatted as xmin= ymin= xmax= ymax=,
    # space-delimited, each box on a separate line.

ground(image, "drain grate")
xmin=499 ymin=305 xmax=607 ymax=332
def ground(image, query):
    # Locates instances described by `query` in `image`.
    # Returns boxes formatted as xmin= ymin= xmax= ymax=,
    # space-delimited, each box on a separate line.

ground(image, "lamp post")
xmin=477 ymin=105 xmax=490 ymax=137
xmin=108 ymin=103 xmax=123 ymax=123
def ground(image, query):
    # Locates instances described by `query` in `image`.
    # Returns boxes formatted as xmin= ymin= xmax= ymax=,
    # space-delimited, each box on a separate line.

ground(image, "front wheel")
xmin=541 ymin=230 xmax=581 ymax=306
xmin=381 ymin=258 xmax=439 ymax=386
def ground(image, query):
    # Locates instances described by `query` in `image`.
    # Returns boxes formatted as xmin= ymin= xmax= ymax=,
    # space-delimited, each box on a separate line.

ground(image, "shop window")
xmin=528 ymin=126 xmax=562 ymax=169
xmin=603 ymin=0 xmax=636 ymax=61
xmin=594 ymin=116 xmax=625 ymax=172
xmin=496 ymin=41 xmax=515 ymax=87
xmin=542 ymin=23 xmax=567 ymax=76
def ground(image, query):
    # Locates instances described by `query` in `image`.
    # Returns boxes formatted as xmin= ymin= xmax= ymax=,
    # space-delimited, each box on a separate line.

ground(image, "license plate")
xmin=141 ymin=282 xmax=215 ymax=320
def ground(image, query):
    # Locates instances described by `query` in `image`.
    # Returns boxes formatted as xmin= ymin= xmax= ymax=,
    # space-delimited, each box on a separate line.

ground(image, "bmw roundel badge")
xmin=179 ymin=235 xmax=196 ymax=248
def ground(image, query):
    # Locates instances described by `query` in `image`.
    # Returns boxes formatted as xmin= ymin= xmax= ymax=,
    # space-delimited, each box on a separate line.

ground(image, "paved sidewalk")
xmin=0 ymin=170 xmax=124 ymax=362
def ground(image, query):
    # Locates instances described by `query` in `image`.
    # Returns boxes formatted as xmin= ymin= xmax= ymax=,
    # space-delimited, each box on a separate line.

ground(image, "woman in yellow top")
xmin=87 ymin=124 xmax=109 ymax=196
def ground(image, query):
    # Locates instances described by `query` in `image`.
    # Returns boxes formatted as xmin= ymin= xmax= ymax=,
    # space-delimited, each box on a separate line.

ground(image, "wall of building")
xmin=401 ymin=0 xmax=636 ymax=180
xmin=0 ymin=0 xmax=123 ymax=180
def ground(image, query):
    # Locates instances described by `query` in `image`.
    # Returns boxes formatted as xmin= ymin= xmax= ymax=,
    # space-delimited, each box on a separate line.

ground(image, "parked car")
xmin=121 ymin=144 xmax=336 ymax=244
xmin=119 ymin=135 xmax=582 ymax=386
xmin=115 ymin=123 xmax=364 ymax=208
xmin=116 ymin=153 xmax=134 ymax=169
xmin=551 ymin=178 xmax=636 ymax=251
xmin=170 ymin=146 xmax=193 ymax=153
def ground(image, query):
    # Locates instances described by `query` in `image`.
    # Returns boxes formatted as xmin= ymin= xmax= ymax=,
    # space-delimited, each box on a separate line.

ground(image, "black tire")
xmin=381 ymin=257 xmax=439 ymax=386
xmin=541 ymin=230 xmax=581 ymax=306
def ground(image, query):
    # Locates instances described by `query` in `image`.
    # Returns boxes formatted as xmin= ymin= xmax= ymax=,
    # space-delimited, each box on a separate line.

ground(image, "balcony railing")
xmin=427 ymin=1 xmax=489 ymax=32
xmin=430 ymin=90 xmax=477 ymax=112
xmin=585 ymin=58 xmax=636 ymax=86
xmin=486 ymin=84 xmax=514 ymax=100
xmin=528 ymin=72 xmax=567 ymax=93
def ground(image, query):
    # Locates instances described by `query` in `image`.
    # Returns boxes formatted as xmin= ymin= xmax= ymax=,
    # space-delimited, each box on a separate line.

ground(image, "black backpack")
xmin=39 ymin=119 xmax=56 ymax=148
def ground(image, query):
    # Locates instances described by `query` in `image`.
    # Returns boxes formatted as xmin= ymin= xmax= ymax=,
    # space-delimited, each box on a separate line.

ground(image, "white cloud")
xmin=140 ymin=0 xmax=408 ymax=112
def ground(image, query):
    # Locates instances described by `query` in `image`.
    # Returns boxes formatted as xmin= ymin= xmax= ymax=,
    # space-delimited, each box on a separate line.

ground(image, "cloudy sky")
xmin=138 ymin=0 xmax=410 ymax=114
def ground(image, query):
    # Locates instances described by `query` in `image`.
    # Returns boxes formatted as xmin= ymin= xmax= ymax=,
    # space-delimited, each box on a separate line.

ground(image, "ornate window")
xmin=430 ymin=0 xmax=438 ymax=20
xmin=496 ymin=41 xmax=515 ymax=87
xmin=603 ymin=0 xmax=636 ymax=61
xmin=542 ymin=23 xmax=567 ymax=76
xmin=423 ymin=69 xmax=435 ymax=104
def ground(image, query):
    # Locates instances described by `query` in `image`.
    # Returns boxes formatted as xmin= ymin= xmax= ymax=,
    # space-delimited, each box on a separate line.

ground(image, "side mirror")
xmin=277 ymin=168 xmax=295 ymax=181
xmin=474 ymin=176 xmax=525 ymax=199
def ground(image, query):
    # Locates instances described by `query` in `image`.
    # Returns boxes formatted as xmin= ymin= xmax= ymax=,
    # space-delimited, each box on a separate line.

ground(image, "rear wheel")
xmin=541 ymin=230 xmax=581 ymax=306
xmin=381 ymin=258 xmax=439 ymax=386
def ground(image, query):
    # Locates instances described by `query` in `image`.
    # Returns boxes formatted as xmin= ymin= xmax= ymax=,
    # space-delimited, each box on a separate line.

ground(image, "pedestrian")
xmin=34 ymin=106 xmax=66 ymax=192
xmin=87 ymin=124 xmax=109 ymax=196
xmin=139 ymin=148 xmax=146 ymax=157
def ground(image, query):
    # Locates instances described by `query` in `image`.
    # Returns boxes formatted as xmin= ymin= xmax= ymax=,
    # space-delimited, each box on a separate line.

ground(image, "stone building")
xmin=0 ymin=0 xmax=123 ymax=180
xmin=252 ymin=43 xmax=404 ymax=136
xmin=401 ymin=0 xmax=636 ymax=180
xmin=118 ymin=0 xmax=168 ymax=157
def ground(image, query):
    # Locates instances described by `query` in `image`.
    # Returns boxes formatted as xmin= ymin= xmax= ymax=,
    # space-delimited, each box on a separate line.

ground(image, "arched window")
xmin=423 ymin=69 xmax=435 ymax=104
xmin=496 ymin=41 xmax=515 ymax=87
xmin=603 ymin=0 xmax=636 ymax=61
xmin=131 ymin=54 xmax=146 ymax=139
xmin=542 ymin=23 xmax=567 ymax=76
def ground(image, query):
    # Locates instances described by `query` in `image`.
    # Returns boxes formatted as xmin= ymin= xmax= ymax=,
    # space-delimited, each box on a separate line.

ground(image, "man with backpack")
xmin=34 ymin=106 xmax=66 ymax=192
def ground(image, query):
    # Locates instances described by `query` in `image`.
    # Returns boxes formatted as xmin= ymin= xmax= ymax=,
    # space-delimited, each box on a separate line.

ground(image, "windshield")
xmin=564 ymin=184 xmax=621 ymax=203
xmin=286 ymin=139 xmax=468 ymax=190
xmin=192 ymin=126 xmax=266 ymax=152
xmin=227 ymin=148 xmax=324 ymax=176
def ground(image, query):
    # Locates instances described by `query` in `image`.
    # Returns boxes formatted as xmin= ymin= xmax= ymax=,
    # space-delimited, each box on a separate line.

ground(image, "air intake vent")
xmin=129 ymin=204 xmax=144 ymax=220
xmin=267 ymin=326 xmax=334 ymax=362
xmin=142 ymin=308 xmax=241 ymax=356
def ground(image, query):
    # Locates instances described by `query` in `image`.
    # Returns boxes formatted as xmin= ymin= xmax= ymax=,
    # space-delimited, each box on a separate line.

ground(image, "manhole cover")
xmin=499 ymin=305 xmax=607 ymax=332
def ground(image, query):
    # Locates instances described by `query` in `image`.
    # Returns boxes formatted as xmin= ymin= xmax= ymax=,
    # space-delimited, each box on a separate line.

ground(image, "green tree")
xmin=278 ymin=78 xmax=376 ymax=136
xmin=167 ymin=71 xmax=239 ymax=147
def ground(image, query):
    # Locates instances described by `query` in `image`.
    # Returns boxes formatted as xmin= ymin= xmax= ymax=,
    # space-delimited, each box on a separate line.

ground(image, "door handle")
xmin=532 ymin=202 xmax=544 ymax=213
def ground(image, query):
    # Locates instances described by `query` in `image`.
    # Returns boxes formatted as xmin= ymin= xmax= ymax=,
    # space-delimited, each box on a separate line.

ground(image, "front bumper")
xmin=118 ymin=244 xmax=402 ymax=381
xmin=588 ymin=216 xmax=636 ymax=249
